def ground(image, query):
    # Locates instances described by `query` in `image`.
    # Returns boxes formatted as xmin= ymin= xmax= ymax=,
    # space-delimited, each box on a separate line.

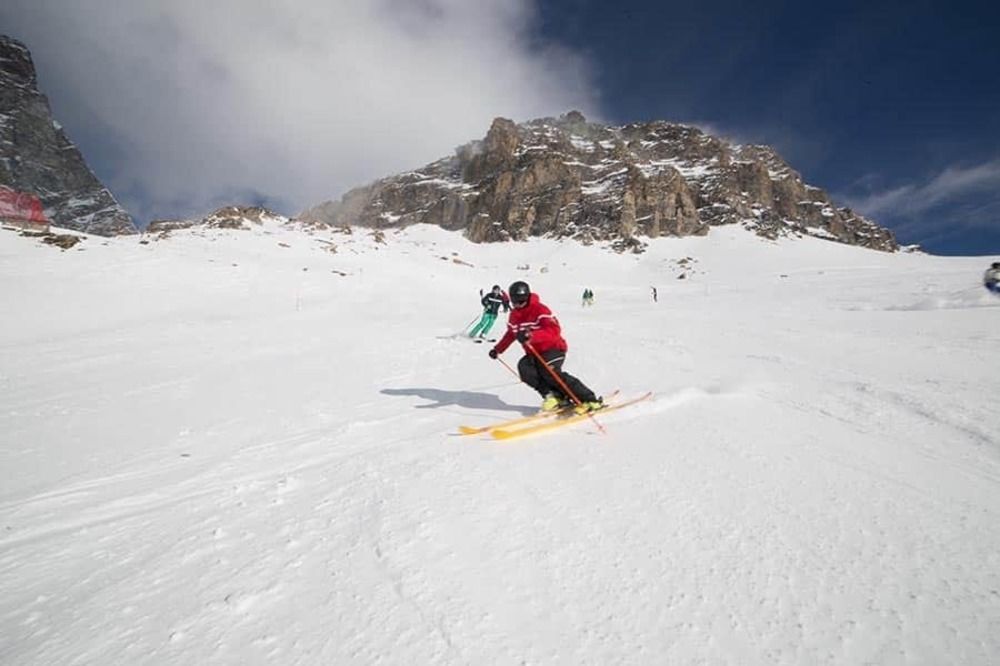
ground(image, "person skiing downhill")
xmin=489 ymin=281 xmax=603 ymax=413
xmin=469 ymin=285 xmax=509 ymax=338
xmin=984 ymin=262 xmax=1000 ymax=294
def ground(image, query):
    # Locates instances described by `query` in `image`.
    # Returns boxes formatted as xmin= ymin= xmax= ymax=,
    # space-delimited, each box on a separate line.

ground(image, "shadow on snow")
xmin=381 ymin=388 xmax=536 ymax=415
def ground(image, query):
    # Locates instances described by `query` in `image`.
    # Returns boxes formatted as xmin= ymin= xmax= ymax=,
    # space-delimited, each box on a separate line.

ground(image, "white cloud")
xmin=1 ymin=0 xmax=599 ymax=221
xmin=842 ymin=160 xmax=1000 ymax=218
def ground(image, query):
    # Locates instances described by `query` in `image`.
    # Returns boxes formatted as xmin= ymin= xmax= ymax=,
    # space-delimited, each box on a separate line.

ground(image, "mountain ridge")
xmin=300 ymin=111 xmax=897 ymax=253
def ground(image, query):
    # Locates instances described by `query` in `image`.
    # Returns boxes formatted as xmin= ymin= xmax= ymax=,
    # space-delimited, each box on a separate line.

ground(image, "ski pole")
xmin=495 ymin=356 xmax=521 ymax=380
xmin=525 ymin=341 xmax=607 ymax=435
xmin=461 ymin=313 xmax=480 ymax=335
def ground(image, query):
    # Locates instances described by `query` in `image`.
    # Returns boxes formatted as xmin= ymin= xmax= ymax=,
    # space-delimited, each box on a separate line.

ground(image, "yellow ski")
xmin=458 ymin=391 xmax=621 ymax=435
xmin=492 ymin=392 xmax=653 ymax=440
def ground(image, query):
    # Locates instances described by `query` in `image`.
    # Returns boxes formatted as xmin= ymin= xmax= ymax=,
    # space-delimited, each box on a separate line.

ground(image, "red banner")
xmin=0 ymin=186 xmax=48 ymax=224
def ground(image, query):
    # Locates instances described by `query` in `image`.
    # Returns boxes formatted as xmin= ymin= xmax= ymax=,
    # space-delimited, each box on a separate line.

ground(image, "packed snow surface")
xmin=1 ymin=223 xmax=999 ymax=664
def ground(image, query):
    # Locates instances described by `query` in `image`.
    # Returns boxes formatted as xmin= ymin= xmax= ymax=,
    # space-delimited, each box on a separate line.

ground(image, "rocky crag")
xmin=146 ymin=205 xmax=332 ymax=237
xmin=301 ymin=111 xmax=896 ymax=252
xmin=147 ymin=206 xmax=286 ymax=234
xmin=0 ymin=35 xmax=135 ymax=236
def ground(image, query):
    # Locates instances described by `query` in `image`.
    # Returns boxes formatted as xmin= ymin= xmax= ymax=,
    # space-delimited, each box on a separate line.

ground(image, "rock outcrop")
xmin=0 ymin=35 xmax=135 ymax=235
xmin=301 ymin=111 xmax=896 ymax=252
xmin=147 ymin=205 xmax=292 ymax=235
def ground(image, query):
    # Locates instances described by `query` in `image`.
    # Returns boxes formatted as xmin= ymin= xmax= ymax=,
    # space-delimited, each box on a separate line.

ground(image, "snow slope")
xmin=1 ymin=223 xmax=999 ymax=664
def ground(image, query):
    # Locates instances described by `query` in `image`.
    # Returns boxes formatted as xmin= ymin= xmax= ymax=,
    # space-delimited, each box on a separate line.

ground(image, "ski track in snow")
xmin=1 ymin=224 xmax=999 ymax=664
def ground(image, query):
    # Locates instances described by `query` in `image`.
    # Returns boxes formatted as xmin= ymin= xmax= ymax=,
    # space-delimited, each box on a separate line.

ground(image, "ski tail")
xmin=458 ymin=410 xmax=555 ymax=435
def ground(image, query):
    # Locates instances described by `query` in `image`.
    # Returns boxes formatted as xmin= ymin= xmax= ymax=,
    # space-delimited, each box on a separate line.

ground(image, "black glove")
xmin=516 ymin=330 xmax=531 ymax=344
xmin=488 ymin=348 xmax=498 ymax=359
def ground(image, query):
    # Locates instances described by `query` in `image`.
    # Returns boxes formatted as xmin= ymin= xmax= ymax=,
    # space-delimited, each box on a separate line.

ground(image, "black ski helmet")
xmin=509 ymin=280 xmax=531 ymax=306
xmin=492 ymin=284 xmax=501 ymax=292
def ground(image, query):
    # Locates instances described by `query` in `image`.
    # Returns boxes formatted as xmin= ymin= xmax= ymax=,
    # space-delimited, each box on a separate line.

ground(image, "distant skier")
xmin=469 ymin=285 xmax=509 ymax=339
xmin=651 ymin=286 xmax=658 ymax=303
xmin=489 ymin=281 xmax=603 ymax=413
xmin=581 ymin=288 xmax=594 ymax=307
xmin=985 ymin=262 xmax=1000 ymax=294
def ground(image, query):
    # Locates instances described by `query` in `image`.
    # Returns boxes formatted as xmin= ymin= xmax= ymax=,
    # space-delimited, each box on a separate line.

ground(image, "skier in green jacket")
xmin=469 ymin=285 xmax=510 ymax=339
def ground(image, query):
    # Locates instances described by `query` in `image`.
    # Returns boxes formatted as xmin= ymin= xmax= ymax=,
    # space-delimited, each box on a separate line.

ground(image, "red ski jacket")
xmin=494 ymin=293 xmax=568 ymax=355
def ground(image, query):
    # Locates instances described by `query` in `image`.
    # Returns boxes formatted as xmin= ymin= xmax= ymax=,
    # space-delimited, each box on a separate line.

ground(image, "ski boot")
xmin=573 ymin=397 xmax=605 ymax=415
xmin=540 ymin=393 xmax=565 ymax=412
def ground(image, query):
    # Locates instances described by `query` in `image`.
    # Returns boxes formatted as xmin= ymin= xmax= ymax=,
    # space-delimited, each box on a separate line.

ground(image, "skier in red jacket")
xmin=489 ymin=281 xmax=603 ymax=413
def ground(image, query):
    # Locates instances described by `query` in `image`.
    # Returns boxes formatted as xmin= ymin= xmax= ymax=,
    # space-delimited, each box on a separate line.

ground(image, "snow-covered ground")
xmin=1 ymin=222 xmax=998 ymax=665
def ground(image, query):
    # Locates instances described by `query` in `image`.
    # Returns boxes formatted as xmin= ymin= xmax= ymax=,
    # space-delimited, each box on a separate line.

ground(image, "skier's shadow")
xmin=381 ymin=388 xmax=536 ymax=415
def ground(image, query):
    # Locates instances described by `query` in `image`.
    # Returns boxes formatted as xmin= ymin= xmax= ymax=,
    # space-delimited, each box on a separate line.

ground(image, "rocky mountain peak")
xmin=301 ymin=112 xmax=896 ymax=253
xmin=0 ymin=35 xmax=35 ymax=87
xmin=0 ymin=35 xmax=136 ymax=236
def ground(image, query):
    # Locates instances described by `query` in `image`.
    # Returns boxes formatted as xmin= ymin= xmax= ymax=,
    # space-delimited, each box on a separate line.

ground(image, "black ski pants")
xmin=517 ymin=348 xmax=597 ymax=403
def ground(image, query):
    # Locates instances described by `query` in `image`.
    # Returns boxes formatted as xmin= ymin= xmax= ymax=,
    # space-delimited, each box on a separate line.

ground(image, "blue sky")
xmin=534 ymin=0 xmax=1000 ymax=254
xmin=2 ymin=0 xmax=998 ymax=255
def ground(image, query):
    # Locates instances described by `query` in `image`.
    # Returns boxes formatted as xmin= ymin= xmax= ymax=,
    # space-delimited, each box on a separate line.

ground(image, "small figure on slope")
xmin=469 ymin=285 xmax=509 ymax=339
xmin=984 ymin=262 xmax=1000 ymax=295
xmin=581 ymin=288 xmax=595 ymax=307
xmin=489 ymin=281 xmax=603 ymax=414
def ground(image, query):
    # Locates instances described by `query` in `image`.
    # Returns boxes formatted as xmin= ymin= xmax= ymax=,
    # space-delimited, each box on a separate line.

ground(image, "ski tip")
xmin=458 ymin=425 xmax=486 ymax=435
